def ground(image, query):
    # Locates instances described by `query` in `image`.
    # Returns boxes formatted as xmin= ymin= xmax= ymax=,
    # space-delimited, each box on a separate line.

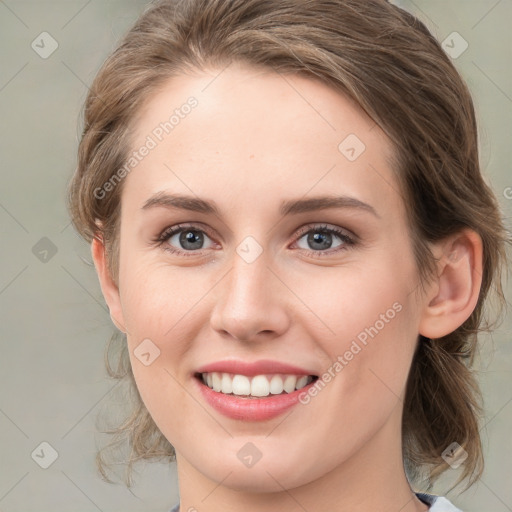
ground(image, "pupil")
xmin=180 ymin=230 xmax=203 ymax=249
xmin=309 ymin=231 xmax=331 ymax=250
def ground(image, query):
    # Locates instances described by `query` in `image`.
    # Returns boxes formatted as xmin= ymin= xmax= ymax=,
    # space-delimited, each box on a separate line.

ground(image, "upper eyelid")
xmin=294 ymin=223 xmax=354 ymax=238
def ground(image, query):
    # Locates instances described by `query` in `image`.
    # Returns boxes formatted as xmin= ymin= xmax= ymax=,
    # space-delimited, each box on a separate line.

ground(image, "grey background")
xmin=0 ymin=1 xmax=510 ymax=511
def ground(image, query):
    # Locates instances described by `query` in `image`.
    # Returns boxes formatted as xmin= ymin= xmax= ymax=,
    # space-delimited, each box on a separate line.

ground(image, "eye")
xmin=154 ymin=223 xmax=356 ymax=257
xmin=293 ymin=224 xmax=355 ymax=255
xmin=156 ymin=224 xmax=216 ymax=256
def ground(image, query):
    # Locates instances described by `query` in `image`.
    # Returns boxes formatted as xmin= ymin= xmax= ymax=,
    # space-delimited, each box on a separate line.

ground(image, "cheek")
xmin=298 ymin=263 xmax=419 ymax=399
xmin=118 ymin=254 xmax=197 ymax=336
xmin=120 ymin=265 xmax=202 ymax=431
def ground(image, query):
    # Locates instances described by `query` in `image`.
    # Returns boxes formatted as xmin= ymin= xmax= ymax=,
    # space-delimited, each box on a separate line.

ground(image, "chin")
xmin=211 ymin=464 xmax=305 ymax=493
xmin=194 ymin=445 xmax=316 ymax=493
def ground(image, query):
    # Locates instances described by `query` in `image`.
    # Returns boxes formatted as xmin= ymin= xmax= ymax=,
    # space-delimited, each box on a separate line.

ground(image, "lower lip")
xmin=195 ymin=377 xmax=316 ymax=421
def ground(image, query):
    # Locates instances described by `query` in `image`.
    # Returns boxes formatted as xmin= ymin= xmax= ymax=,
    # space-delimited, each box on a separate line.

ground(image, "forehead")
xmin=122 ymin=62 xmax=403 ymax=220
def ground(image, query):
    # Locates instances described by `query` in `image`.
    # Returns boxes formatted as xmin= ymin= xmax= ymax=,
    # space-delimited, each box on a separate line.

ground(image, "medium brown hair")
xmin=67 ymin=0 xmax=509 ymax=492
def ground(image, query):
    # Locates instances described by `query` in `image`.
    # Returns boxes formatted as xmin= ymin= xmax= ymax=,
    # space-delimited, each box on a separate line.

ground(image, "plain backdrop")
xmin=0 ymin=1 xmax=511 ymax=511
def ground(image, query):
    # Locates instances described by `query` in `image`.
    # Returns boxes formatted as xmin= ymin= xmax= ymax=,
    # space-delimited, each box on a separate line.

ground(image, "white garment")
xmin=417 ymin=492 xmax=464 ymax=512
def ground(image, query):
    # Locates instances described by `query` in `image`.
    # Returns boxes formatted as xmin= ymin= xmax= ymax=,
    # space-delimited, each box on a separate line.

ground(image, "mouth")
xmin=193 ymin=359 xmax=320 ymax=421
xmin=194 ymin=372 xmax=318 ymax=399
xmin=194 ymin=365 xmax=320 ymax=421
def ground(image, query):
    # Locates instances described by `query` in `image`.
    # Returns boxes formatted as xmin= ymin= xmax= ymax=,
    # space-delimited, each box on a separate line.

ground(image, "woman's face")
xmin=108 ymin=63 xmax=428 ymax=491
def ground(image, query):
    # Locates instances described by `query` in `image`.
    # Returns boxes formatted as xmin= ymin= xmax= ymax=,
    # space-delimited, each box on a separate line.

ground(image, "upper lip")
xmin=195 ymin=359 xmax=317 ymax=377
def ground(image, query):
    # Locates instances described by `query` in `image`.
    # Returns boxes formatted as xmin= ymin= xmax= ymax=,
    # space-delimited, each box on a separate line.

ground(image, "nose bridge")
xmin=210 ymin=238 xmax=288 ymax=341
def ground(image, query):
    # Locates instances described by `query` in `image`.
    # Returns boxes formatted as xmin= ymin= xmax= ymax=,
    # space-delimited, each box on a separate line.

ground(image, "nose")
xmin=209 ymin=246 xmax=290 ymax=342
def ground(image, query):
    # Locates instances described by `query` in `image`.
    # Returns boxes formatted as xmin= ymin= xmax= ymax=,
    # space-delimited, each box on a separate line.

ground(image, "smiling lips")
xmin=195 ymin=359 xmax=319 ymax=421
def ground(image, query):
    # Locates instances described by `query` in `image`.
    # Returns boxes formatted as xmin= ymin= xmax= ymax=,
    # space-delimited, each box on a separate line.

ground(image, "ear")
xmin=91 ymin=235 xmax=127 ymax=334
xmin=418 ymin=229 xmax=483 ymax=339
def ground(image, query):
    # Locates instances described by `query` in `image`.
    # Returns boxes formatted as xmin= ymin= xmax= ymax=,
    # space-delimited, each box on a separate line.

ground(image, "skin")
xmin=92 ymin=61 xmax=483 ymax=512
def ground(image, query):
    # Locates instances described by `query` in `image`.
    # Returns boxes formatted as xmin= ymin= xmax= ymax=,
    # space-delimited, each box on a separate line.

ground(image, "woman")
xmin=67 ymin=0 xmax=508 ymax=511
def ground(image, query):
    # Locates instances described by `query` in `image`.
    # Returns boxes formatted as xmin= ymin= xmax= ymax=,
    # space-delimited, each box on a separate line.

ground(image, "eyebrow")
xmin=141 ymin=192 xmax=380 ymax=218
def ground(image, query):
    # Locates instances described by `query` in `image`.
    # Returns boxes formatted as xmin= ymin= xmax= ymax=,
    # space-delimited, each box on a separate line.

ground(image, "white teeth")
xmin=251 ymin=375 xmax=270 ymax=397
xmin=201 ymin=372 xmax=314 ymax=397
xmin=212 ymin=372 xmax=222 ymax=392
xmin=283 ymin=375 xmax=297 ymax=393
xmin=269 ymin=375 xmax=284 ymax=394
xmin=296 ymin=375 xmax=308 ymax=389
xmin=232 ymin=375 xmax=251 ymax=395
xmin=221 ymin=373 xmax=232 ymax=394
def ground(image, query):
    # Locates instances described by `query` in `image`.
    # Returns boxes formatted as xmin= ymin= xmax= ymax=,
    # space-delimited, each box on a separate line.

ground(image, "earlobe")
xmin=91 ymin=235 xmax=127 ymax=334
xmin=418 ymin=229 xmax=483 ymax=339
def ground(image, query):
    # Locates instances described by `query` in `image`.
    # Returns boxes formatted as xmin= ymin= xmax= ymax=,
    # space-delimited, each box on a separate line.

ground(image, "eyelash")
xmin=154 ymin=223 xmax=356 ymax=258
